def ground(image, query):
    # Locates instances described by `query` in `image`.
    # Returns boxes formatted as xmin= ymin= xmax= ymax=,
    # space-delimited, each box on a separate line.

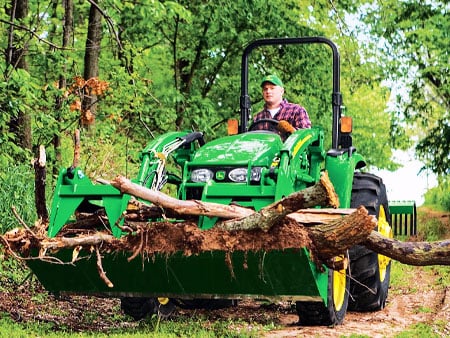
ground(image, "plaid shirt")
xmin=252 ymin=99 xmax=311 ymax=133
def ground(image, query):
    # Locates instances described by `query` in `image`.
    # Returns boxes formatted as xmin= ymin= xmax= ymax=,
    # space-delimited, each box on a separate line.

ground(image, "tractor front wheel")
xmin=349 ymin=172 xmax=393 ymax=311
xmin=296 ymin=254 xmax=349 ymax=326
xmin=120 ymin=297 xmax=175 ymax=320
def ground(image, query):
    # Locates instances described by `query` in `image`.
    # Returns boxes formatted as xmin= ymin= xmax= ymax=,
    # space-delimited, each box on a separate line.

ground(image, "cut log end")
xmin=319 ymin=171 xmax=339 ymax=209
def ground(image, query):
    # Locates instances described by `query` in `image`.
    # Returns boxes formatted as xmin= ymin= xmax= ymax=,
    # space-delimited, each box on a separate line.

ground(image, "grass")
xmin=0 ymin=312 xmax=262 ymax=338
xmin=0 ymin=164 xmax=37 ymax=234
xmin=416 ymin=207 xmax=449 ymax=241
xmin=388 ymin=207 xmax=450 ymax=338
xmin=390 ymin=261 xmax=419 ymax=293
xmin=0 ymin=258 xmax=30 ymax=292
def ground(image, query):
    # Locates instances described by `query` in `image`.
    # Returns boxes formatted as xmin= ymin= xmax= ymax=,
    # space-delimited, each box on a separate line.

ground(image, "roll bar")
xmin=239 ymin=37 xmax=342 ymax=149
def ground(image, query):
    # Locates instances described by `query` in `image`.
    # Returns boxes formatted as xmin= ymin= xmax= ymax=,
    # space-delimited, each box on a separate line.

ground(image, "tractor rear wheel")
xmin=349 ymin=172 xmax=393 ymax=311
xmin=296 ymin=254 xmax=349 ymax=326
xmin=120 ymin=297 xmax=175 ymax=320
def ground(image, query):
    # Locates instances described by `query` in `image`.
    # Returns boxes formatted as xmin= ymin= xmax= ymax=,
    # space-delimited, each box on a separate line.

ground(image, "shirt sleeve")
xmin=293 ymin=106 xmax=311 ymax=129
xmin=276 ymin=101 xmax=311 ymax=129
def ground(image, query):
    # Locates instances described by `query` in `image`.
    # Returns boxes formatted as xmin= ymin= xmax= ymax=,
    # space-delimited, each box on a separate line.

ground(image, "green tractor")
xmin=29 ymin=37 xmax=398 ymax=326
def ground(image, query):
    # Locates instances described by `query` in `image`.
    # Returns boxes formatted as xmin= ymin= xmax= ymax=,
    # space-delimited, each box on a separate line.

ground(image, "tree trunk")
xmin=53 ymin=0 xmax=74 ymax=174
xmin=82 ymin=0 xmax=102 ymax=127
xmin=6 ymin=0 xmax=32 ymax=151
xmin=33 ymin=145 xmax=48 ymax=222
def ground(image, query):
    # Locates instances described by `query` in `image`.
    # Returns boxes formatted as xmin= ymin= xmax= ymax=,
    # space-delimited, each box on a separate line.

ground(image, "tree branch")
xmin=0 ymin=18 xmax=63 ymax=50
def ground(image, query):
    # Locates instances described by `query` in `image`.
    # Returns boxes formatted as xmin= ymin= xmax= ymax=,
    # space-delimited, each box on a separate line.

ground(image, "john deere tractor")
xmin=27 ymin=37 xmax=397 ymax=326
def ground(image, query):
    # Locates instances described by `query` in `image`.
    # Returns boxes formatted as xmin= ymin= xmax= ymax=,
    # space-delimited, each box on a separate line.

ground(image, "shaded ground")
xmin=0 ymin=209 xmax=449 ymax=337
xmin=0 ymin=267 xmax=449 ymax=337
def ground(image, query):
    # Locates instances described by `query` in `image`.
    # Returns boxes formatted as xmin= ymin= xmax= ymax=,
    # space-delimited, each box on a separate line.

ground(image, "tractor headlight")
xmin=228 ymin=168 xmax=247 ymax=182
xmin=228 ymin=167 xmax=262 ymax=183
xmin=191 ymin=169 xmax=214 ymax=182
xmin=251 ymin=167 xmax=262 ymax=181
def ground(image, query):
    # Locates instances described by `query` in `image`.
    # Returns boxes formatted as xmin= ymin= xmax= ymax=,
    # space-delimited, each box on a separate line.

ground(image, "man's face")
xmin=262 ymin=82 xmax=284 ymax=107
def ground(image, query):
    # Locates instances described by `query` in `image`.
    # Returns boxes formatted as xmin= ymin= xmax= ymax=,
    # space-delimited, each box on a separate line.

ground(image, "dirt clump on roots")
xmin=3 ymin=219 xmax=312 ymax=262
xmin=119 ymin=219 xmax=312 ymax=256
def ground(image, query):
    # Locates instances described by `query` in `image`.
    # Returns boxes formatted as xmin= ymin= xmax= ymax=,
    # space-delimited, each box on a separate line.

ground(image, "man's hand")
xmin=277 ymin=120 xmax=296 ymax=134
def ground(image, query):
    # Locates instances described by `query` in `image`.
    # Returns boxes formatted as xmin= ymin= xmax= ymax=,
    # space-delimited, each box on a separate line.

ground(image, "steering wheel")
xmin=248 ymin=118 xmax=279 ymax=132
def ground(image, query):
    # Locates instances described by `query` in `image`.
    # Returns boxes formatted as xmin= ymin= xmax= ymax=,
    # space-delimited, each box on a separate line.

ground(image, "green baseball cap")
xmin=261 ymin=74 xmax=283 ymax=87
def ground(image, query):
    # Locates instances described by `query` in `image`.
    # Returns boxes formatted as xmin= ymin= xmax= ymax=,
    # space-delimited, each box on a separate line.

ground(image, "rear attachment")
xmin=389 ymin=200 xmax=417 ymax=236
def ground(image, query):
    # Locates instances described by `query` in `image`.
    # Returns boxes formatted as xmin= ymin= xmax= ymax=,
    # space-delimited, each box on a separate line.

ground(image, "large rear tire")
xmin=296 ymin=255 xmax=350 ymax=326
xmin=349 ymin=172 xmax=393 ymax=311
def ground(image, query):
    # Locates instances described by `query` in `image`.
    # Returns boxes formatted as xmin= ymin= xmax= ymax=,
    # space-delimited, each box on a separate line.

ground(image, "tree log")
xmin=307 ymin=206 xmax=377 ymax=260
xmin=217 ymin=171 xmax=339 ymax=231
xmin=111 ymin=175 xmax=254 ymax=219
xmin=363 ymin=231 xmax=450 ymax=266
xmin=287 ymin=208 xmax=355 ymax=224
xmin=109 ymin=171 xmax=339 ymax=232
xmin=2 ymin=206 xmax=450 ymax=275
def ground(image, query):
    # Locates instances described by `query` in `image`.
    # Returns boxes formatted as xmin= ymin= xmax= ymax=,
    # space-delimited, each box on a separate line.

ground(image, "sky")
xmin=373 ymin=149 xmax=437 ymax=206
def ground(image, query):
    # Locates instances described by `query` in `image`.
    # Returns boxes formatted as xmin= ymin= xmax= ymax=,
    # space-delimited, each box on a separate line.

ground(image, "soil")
xmin=1 ymin=210 xmax=449 ymax=337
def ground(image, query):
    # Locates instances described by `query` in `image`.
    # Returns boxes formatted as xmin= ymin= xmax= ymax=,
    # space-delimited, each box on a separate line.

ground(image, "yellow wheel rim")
xmin=332 ymin=255 xmax=347 ymax=311
xmin=377 ymin=205 xmax=392 ymax=281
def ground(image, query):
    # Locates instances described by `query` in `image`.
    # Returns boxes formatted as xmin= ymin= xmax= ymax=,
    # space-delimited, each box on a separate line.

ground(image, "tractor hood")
xmin=190 ymin=132 xmax=283 ymax=167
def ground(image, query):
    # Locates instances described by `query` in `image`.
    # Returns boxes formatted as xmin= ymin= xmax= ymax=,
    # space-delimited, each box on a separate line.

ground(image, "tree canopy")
xmin=0 ymin=0 xmax=447 ymax=179
xmin=357 ymin=0 xmax=449 ymax=175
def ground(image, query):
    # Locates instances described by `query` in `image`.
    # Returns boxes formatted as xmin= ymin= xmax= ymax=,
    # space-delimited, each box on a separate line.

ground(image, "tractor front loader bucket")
xmin=389 ymin=200 xmax=417 ymax=236
xmin=26 ymin=248 xmax=328 ymax=303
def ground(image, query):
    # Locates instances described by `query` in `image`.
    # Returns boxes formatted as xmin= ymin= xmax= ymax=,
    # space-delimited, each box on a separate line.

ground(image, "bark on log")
xmin=307 ymin=206 xmax=377 ymax=260
xmin=217 ymin=171 xmax=338 ymax=231
xmin=39 ymin=232 xmax=119 ymax=251
xmin=363 ymin=231 xmax=450 ymax=266
xmin=111 ymin=175 xmax=254 ymax=219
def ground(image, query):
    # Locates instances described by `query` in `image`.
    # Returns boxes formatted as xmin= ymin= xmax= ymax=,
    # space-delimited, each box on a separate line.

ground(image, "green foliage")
xmin=430 ymin=265 xmax=450 ymax=289
xmin=0 ymin=164 xmax=37 ymax=234
xmin=423 ymin=176 xmax=450 ymax=212
xmin=418 ymin=217 xmax=448 ymax=242
xmin=344 ymin=81 xmax=400 ymax=170
xmin=0 ymin=310 xmax=262 ymax=337
xmin=3 ymin=0 xmax=444 ymax=220
xmin=360 ymin=0 xmax=450 ymax=176
xmin=416 ymin=120 xmax=450 ymax=176
xmin=0 ymin=65 xmax=36 ymax=165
